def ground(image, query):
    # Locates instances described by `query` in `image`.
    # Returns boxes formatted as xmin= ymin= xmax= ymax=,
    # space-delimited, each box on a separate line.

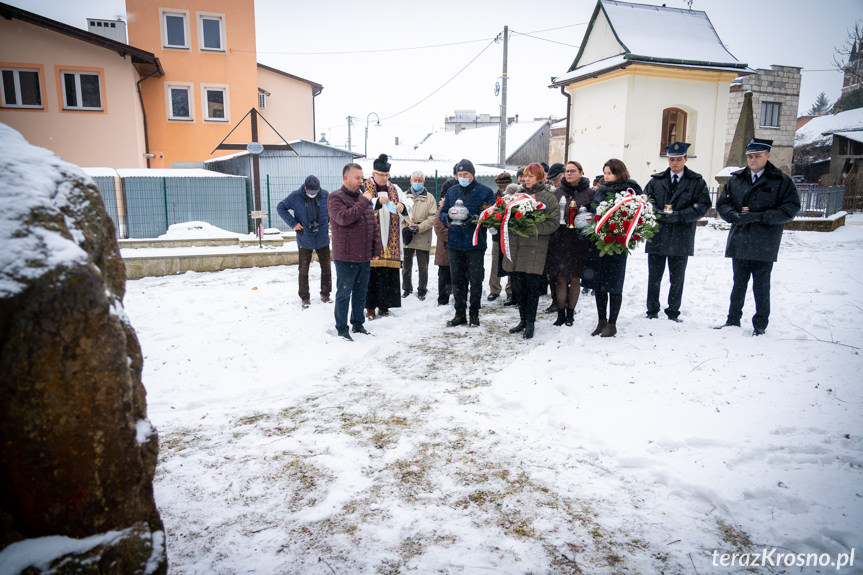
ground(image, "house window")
xmin=168 ymin=85 xmax=193 ymax=120
xmin=199 ymin=14 xmax=225 ymax=51
xmin=61 ymin=71 xmax=102 ymax=110
xmin=161 ymin=10 xmax=189 ymax=49
xmin=1 ymin=68 xmax=42 ymax=108
xmin=660 ymin=107 xmax=687 ymax=155
xmin=760 ymin=101 xmax=781 ymax=128
xmin=258 ymin=90 xmax=267 ymax=109
xmin=202 ymin=86 xmax=228 ymax=121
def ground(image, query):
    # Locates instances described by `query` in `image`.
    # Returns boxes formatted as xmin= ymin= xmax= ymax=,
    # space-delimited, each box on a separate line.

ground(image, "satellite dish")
xmin=494 ymin=82 xmax=500 ymax=97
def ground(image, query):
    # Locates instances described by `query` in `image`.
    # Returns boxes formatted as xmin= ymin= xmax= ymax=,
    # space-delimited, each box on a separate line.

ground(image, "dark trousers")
xmin=510 ymin=272 xmax=543 ymax=323
xmin=297 ymin=246 xmax=332 ymax=301
xmin=448 ymin=248 xmax=485 ymax=317
xmin=437 ymin=266 xmax=452 ymax=305
xmin=334 ymin=261 xmax=370 ymax=332
xmin=402 ymin=248 xmax=430 ymax=294
xmin=727 ymin=259 xmax=773 ymax=330
xmin=646 ymin=253 xmax=688 ymax=319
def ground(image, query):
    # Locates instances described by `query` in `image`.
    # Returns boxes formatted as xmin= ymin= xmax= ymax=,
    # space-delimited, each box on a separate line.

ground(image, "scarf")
xmin=363 ymin=178 xmax=402 ymax=268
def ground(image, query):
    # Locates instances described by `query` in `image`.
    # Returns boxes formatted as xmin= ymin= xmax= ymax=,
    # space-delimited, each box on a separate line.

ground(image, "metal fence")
xmin=706 ymin=185 xmax=844 ymax=219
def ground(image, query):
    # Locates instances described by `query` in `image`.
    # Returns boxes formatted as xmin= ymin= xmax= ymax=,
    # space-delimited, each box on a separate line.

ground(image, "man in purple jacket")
xmin=328 ymin=163 xmax=382 ymax=340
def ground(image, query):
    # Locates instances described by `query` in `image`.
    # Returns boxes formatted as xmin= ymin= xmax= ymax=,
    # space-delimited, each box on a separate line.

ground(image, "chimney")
xmin=395 ymin=136 xmax=400 ymax=146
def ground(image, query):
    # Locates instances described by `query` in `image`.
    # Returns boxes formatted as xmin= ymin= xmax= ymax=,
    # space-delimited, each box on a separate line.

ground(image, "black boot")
xmin=553 ymin=309 xmax=566 ymax=326
xmin=509 ymin=320 xmax=526 ymax=333
xmin=565 ymin=308 xmax=574 ymax=326
xmin=523 ymin=321 xmax=535 ymax=339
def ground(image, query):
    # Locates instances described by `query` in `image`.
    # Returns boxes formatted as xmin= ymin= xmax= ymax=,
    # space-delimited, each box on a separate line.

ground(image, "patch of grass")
xmin=717 ymin=519 xmax=754 ymax=552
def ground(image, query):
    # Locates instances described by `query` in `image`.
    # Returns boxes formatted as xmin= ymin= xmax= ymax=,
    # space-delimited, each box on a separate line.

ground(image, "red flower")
xmin=496 ymin=197 xmax=504 ymax=206
xmin=638 ymin=217 xmax=644 ymax=225
xmin=633 ymin=233 xmax=641 ymax=241
xmin=622 ymin=220 xmax=631 ymax=229
xmin=494 ymin=213 xmax=502 ymax=220
xmin=616 ymin=235 xmax=626 ymax=244
xmin=608 ymin=222 xmax=618 ymax=231
xmin=515 ymin=212 xmax=523 ymax=219
xmin=622 ymin=211 xmax=629 ymax=217
xmin=604 ymin=234 xmax=614 ymax=243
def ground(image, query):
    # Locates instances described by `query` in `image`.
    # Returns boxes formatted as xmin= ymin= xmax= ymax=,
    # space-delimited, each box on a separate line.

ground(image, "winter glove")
xmin=737 ymin=212 xmax=763 ymax=226
xmin=724 ymin=211 xmax=740 ymax=224
xmin=661 ymin=212 xmax=681 ymax=224
xmin=489 ymin=227 xmax=499 ymax=235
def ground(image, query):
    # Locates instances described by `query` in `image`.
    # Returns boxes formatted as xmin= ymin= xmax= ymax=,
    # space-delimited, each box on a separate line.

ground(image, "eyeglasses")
xmin=564 ymin=170 xmax=579 ymax=174
xmin=372 ymin=171 xmax=389 ymax=178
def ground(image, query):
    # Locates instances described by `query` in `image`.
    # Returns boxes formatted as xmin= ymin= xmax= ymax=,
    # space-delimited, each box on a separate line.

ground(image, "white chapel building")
xmin=551 ymin=0 xmax=752 ymax=185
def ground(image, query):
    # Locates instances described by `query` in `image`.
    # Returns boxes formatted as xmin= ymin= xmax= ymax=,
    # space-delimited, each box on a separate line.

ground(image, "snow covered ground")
xmin=121 ymin=216 xmax=863 ymax=574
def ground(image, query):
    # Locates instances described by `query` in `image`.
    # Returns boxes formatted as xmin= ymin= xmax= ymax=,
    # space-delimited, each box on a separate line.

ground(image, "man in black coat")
xmin=644 ymin=142 xmax=711 ymax=322
xmin=715 ymin=138 xmax=800 ymax=336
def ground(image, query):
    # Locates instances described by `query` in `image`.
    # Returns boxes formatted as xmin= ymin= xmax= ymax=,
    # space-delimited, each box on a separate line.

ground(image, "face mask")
xmin=411 ymin=183 xmax=423 ymax=192
xmin=305 ymin=189 xmax=318 ymax=198
xmin=458 ymin=177 xmax=471 ymax=187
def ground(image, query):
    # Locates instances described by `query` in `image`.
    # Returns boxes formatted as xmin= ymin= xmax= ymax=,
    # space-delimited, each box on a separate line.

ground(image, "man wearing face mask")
xmin=438 ymin=158 xmax=495 ymax=327
xmin=402 ymin=171 xmax=437 ymax=301
xmin=277 ymin=175 xmax=331 ymax=308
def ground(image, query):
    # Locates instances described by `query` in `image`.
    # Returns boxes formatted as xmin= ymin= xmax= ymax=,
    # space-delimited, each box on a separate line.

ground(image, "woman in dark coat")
xmin=583 ymin=158 xmax=641 ymax=338
xmin=544 ymin=160 xmax=593 ymax=327
xmin=502 ymin=163 xmax=561 ymax=339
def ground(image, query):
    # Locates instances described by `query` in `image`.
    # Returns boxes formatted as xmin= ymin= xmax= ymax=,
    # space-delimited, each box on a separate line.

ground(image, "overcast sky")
xmin=9 ymin=0 xmax=863 ymax=149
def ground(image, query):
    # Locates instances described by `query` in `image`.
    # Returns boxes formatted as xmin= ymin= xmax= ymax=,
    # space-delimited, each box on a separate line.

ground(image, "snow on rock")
xmin=0 ymin=124 xmax=90 ymax=298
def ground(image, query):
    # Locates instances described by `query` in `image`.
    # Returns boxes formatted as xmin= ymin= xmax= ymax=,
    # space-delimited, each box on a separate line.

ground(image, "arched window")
xmin=660 ymin=108 xmax=687 ymax=155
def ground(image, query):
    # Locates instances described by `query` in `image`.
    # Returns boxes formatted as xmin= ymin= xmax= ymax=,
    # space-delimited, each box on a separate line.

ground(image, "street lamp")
xmin=365 ymin=112 xmax=381 ymax=158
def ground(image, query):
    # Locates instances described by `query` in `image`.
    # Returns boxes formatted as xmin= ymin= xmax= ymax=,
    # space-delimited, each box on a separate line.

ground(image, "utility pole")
xmin=499 ymin=25 xmax=508 ymax=168
xmin=346 ymin=115 xmax=357 ymax=153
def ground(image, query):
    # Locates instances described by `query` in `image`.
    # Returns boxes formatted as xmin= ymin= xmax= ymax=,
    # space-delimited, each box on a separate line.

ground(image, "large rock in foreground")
xmin=0 ymin=125 xmax=166 ymax=574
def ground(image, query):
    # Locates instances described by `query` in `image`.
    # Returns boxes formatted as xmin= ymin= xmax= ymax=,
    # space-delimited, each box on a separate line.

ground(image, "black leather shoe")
xmin=645 ymin=312 xmax=659 ymax=319
xmin=352 ymin=325 xmax=370 ymax=335
xmin=523 ymin=322 xmax=535 ymax=339
xmin=503 ymin=296 xmax=517 ymax=307
xmin=402 ymin=290 xmax=412 ymax=298
xmin=487 ymin=293 xmax=500 ymax=301
xmin=668 ymin=317 xmax=683 ymax=323
xmin=337 ymin=329 xmax=353 ymax=341
xmin=469 ymin=314 xmax=480 ymax=327
xmin=714 ymin=321 xmax=740 ymax=329
xmin=544 ymin=302 xmax=559 ymax=314
xmin=417 ymin=292 xmax=426 ymax=301
xmin=509 ymin=320 xmax=526 ymax=334
xmin=753 ymin=327 xmax=766 ymax=336
xmin=447 ymin=315 xmax=467 ymax=327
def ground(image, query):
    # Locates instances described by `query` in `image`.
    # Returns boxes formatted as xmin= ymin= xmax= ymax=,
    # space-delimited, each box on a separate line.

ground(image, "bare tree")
xmin=834 ymin=20 xmax=863 ymax=86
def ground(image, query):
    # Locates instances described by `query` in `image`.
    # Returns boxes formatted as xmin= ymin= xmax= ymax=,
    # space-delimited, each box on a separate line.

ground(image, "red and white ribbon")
xmin=592 ymin=188 xmax=647 ymax=247
xmin=473 ymin=193 xmax=545 ymax=260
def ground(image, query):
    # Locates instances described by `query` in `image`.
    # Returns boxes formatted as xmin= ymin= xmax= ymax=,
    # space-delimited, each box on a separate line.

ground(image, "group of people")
xmin=277 ymin=137 xmax=800 ymax=341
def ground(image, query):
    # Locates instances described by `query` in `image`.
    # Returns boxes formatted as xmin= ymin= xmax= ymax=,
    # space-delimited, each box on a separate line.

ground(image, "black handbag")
xmin=402 ymin=225 xmax=417 ymax=245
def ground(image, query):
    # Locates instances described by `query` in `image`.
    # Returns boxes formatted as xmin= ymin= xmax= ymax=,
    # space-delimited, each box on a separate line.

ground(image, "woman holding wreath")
xmin=582 ymin=158 xmax=641 ymax=338
xmin=502 ymin=163 xmax=560 ymax=339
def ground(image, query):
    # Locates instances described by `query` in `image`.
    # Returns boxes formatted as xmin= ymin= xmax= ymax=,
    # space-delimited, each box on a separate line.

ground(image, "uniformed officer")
xmin=715 ymin=138 xmax=801 ymax=336
xmin=644 ymin=142 xmax=711 ymax=322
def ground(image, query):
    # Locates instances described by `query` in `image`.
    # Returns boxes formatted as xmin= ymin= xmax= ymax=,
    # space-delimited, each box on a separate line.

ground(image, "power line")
xmin=511 ymin=30 xmax=581 ymax=49
xmin=381 ymin=39 xmax=497 ymax=122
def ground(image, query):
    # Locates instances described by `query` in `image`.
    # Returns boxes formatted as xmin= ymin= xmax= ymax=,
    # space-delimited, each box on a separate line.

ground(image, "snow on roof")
xmin=553 ymin=0 xmax=746 ymax=85
xmin=838 ymin=130 xmax=863 ymax=145
xmin=795 ymin=108 xmax=863 ymax=147
xmin=81 ymin=167 xmax=118 ymax=178
xmin=601 ymin=0 xmax=742 ymax=66
xmin=402 ymin=121 xmax=548 ymax=164
xmin=354 ymin=158 xmax=509 ymax=179
xmin=115 ymin=168 xmax=244 ymax=178
xmin=0 ymin=124 xmax=90 ymax=298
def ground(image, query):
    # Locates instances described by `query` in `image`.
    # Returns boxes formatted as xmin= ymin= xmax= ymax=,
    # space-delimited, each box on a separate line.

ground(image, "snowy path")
xmin=124 ymin=218 xmax=863 ymax=574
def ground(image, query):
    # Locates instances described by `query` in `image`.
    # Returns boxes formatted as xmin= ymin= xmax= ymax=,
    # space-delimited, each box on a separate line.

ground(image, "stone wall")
xmin=725 ymin=65 xmax=801 ymax=173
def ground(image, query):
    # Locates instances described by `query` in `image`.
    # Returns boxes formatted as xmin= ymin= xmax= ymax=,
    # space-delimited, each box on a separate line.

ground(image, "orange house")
xmin=125 ymin=0 xmax=322 ymax=168
xmin=126 ymin=0 xmax=259 ymax=168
